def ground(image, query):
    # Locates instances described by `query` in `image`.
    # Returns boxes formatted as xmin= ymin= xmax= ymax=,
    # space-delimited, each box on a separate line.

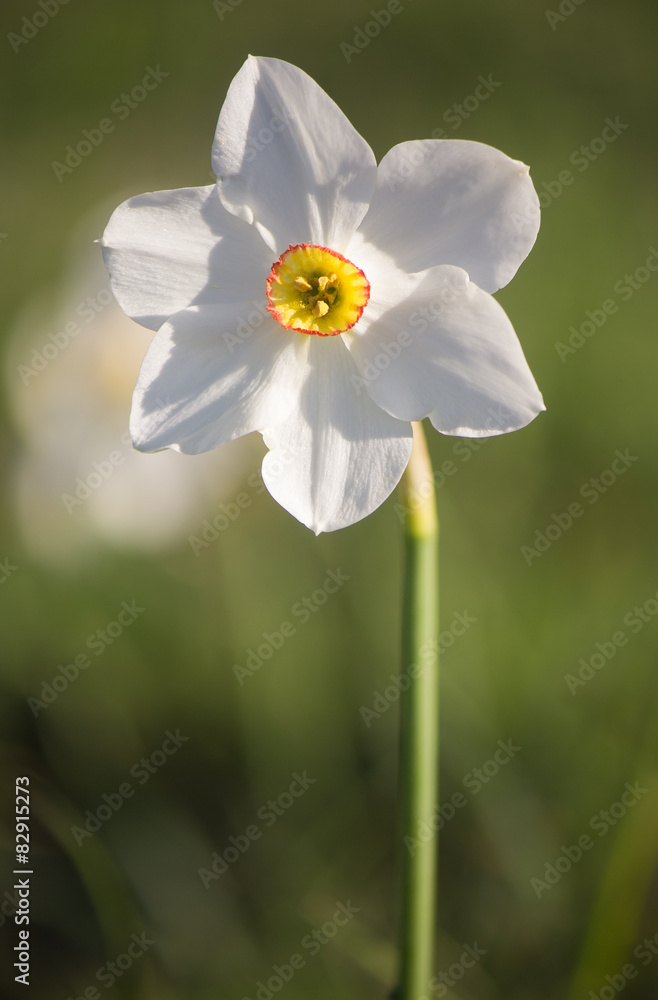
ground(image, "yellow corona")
xmin=266 ymin=243 xmax=370 ymax=336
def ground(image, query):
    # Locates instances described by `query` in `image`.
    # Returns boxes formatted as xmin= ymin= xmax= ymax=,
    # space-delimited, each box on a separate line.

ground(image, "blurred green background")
xmin=1 ymin=0 xmax=658 ymax=997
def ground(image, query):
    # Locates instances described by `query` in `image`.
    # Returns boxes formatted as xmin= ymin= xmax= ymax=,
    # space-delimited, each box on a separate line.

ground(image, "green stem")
xmin=396 ymin=421 xmax=439 ymax=1000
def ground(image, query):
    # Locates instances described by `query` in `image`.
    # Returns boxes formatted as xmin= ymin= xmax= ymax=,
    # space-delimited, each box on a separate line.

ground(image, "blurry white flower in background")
xmin=5 ymin=236 xmax=258 ymax=566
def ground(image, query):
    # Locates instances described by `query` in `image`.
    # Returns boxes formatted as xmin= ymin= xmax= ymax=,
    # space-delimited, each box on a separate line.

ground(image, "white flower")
xmin=100 ymin=55 xmax=544 ymax=534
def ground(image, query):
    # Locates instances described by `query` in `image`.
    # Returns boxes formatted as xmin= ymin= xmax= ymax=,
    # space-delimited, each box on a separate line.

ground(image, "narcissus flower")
xmin=101 ymin=55 xmax=544 ymax=533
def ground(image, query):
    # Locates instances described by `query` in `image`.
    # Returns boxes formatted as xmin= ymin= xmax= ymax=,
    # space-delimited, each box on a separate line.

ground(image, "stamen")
xmin=313 ymin=300 xmax=330 ymax=318
xmin=294 ymin=276 xmax=313 ymax=291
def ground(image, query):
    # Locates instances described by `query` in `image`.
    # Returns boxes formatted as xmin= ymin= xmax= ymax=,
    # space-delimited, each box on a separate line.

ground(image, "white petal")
xmin=212 ymin=55 xmax=377 ymax=252
xmin=345 ymin=265 xmax=544 ymax=437
xmin=260 ymin=337 xmax=412 ymax=534
xmin=130 ymin=305 xmax=308 ymax=453
xmin=100 ymin=185 xmax=273 ymax=329
xmin=357 ymin=140 xmax=540 ymax=293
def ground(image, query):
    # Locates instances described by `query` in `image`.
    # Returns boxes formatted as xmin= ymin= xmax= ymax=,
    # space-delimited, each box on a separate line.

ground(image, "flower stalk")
xmin=396 ymin=421 xmax=439 ymax=1000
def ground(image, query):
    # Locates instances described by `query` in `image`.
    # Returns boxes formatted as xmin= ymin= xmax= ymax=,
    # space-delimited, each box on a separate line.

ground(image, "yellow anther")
xmin=294 ymin=276 xmax=313 ymax=291
xmin=313 ymin=300 xmax=330 ymax=318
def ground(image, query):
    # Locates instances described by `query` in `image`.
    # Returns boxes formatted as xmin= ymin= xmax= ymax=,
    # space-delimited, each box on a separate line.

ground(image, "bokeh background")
xmin=1 ymin=0 xmax=657 ymax=997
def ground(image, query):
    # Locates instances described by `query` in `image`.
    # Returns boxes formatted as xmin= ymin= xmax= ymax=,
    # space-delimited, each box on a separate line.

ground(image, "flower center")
xmin=266 ymin=243 xmax=370 ymax=336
